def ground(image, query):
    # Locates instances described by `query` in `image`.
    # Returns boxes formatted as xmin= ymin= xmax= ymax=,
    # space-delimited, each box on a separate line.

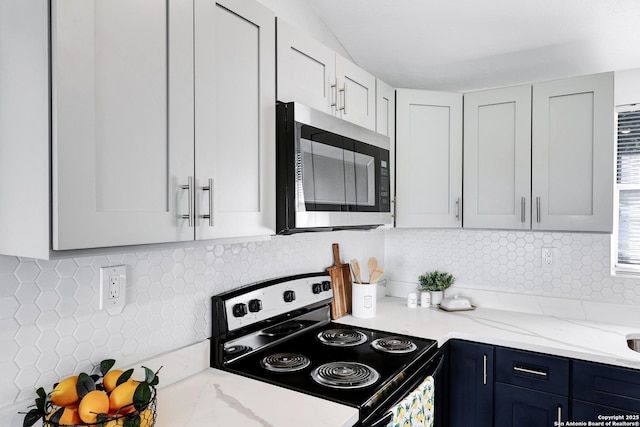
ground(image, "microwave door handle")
xmin=363 ymin=353 xmax=444 ymax=427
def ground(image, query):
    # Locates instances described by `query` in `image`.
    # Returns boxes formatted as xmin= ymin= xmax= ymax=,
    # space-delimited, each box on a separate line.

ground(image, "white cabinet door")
xmin=195 ymin=0 xmax=275 ymax=240
xmin=335 ymin=54 xmax=377 ymax=130
xmin=532 ymin=72 xmax=614 ymax=232
xmin=396 ymin=89 xmax=462 ymax=228
xmin=276 ymin=19 xmax=335 ymax=115
xmin=52 ymin=0 xmax=194 ymax=250
xmin=376 ymin=78 xmax=396 ymax=224
xmin=463 ymin=85 xmax=532 ymax=229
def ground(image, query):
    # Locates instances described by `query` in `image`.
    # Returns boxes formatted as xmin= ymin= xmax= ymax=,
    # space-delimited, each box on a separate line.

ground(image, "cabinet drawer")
xmin=495 ymin=347 xmax=569 ymax=395
xmin=573 ymin=360 xmax=640 ymax=411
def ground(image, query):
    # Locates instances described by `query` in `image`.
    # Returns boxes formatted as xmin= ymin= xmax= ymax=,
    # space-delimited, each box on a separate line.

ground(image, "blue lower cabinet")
xmin=449 ymin=340 xmax=494 ymax=427
xmin=495 ymin=383 xmax=568 ymax=427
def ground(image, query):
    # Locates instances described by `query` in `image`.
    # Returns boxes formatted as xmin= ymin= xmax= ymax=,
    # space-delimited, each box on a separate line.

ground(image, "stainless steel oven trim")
xmin=292 ymin=103 xmax=390 ymax=151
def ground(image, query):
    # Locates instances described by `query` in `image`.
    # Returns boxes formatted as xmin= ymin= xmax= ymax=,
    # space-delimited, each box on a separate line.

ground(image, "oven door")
xmin=361 ymin=352 xmax=445 ymax=427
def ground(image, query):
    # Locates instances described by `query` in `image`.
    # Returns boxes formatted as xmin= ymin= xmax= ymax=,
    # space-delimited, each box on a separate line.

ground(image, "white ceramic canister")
xmin=420 ymin=291 xmax=431 ymax=307
xmin=407 ymin=292 xmax=418 ymax=308
xmin=352 ymin=282 xmax=377 ymax=318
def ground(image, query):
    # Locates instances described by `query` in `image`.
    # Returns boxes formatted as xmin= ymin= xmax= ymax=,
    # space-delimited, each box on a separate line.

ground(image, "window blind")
xmin=616 ymin=108 xmax=640 ymax=267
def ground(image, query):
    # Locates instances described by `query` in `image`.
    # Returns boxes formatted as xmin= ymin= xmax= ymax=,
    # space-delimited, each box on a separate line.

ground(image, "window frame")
xmin=611 ymin=104 xmax=640 ymax=277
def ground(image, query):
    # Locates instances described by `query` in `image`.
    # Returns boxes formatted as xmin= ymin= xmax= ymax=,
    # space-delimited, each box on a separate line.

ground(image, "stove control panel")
xmin=223 ymin=274 xmax=333 ymax=331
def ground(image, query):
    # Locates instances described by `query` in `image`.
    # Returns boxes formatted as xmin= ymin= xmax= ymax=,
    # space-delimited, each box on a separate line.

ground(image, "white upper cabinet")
xmin=462 ymin=72 xmax=614 ymax=233
xmin=463 ymin=84 xmax=532 ymax=229
xmin=0 ymin=0 xmax=275 ymax=258
xmin=52 ymin=0 xmax=195 ymax=250
xmin=194 ymin=0 xmax=275 ymax=240
xmin=277 ymin=20 xmax=376 ymax=131
xmin=395 ymin=89 xmax=463 ymax=228
xmin=531 ymin=72 xmax=614 ymax=232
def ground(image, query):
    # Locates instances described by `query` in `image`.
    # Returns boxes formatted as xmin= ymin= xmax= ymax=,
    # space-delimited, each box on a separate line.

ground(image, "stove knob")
xmin=232 ymin=303 xmax=247 ymax=317
xmin=248 ymin=299 xmax=263 ymax=313
xmin=283 ymin=290 xmax=296 ymax=303
xmin=322 ymin=280 xmax=332 ymax=291
xmin=312 ymin=283 xmax=322 ymax=294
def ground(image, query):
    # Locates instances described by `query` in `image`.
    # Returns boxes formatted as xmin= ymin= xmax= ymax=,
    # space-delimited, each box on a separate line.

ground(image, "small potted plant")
xmin=418 ymin=270 xmax=455 ymax=307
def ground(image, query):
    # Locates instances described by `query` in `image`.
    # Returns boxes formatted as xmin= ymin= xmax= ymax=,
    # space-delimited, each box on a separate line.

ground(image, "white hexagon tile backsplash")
xmin=0 ymin=230 xmax=384 ymax=407
xmin=1 ymin=228 xmax=640 ymax=409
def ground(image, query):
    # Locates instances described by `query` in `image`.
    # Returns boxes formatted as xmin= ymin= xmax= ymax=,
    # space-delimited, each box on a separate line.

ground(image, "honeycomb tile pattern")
xmin=0 ymin=230 xmax=384 ymax=408
xmin=385 ymin=229 xmax=640 ymax=304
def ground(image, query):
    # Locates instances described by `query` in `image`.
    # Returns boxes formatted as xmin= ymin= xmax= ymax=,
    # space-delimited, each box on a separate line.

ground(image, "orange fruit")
xmin=78 ymin=390 xmax=109 ymax=424
xmin=50 ymin=375 xmax=80 ymax=407
xmin=103 ymin=370 xmax=127 ymax=393
xmin=109 ymin=381 xmax=139 ymax=414
xmin=45 ymin=406 xmax=82 ymax=425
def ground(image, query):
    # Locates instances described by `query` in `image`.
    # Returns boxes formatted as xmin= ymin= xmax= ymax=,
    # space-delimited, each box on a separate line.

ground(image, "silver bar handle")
xmin=202 ymin=178 xmax=214 ymax=227
xmin=483 ymin=354 xmax=487 ymax=385
xmin=513 ymin=366 xmax=547 ymax=377
xmin=536 ymin=197 xmax=541 ymax=223
xmin=338 ymin=84 xmax=346 ymax=113
xmin=455 ymin=197 xmax=461 ymax=221
xmin=330 ymin=81 xmax=337 ymax=108
xmin=521 ymin=197 xmax=526 ymax=223
xmin=181 ymin=176 xmax=194 ymax=227
xmin=557 ymin=405 xmax=562 ymax=424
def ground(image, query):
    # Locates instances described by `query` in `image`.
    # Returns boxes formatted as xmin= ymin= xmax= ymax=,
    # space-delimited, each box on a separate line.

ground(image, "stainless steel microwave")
xmin=276 ymin=102 xmax=392 ymax=233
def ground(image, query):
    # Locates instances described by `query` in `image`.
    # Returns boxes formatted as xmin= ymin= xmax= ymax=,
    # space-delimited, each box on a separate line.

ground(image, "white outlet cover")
xmin=541 ymin=247 xmax=556 ymax=271
xmin=99 ymin=265 xmax=126 ymax=310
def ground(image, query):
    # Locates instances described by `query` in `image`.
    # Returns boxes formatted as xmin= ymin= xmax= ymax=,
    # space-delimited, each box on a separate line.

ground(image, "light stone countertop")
xmin=5 ymin=297 xmax=640 ymax=427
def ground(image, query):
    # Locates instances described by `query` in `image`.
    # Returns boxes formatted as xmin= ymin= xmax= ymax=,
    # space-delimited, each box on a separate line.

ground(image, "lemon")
xmin=50 ymin=376 xmax=80 ymax=407
xmin=139 ymin=407 xmax=154 ymax=427
xmin=78 ymin=390 xmax=110 ymax=424
xmin=103 ymin=370 xmax=127 ymax=393
xmin=109 ymin=381 xmax=139 ymax=414
xmin=45 ymin=405 xmax=82 ymax=426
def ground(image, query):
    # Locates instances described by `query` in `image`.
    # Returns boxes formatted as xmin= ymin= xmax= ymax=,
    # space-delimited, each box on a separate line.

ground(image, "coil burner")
xmin=317 ymin=329 xmax=367 ymax=347
xmin=371 ymin=337 xmax=418 ymax=354
xmin=224 ymin=344 xmax=252 ymax=357
xmin=260 ymin=353 xmax=311 ymax=373
xmin=261 ymin=321 xmax=305 ymax=337
xmin=311 ymin=362 xmax=380 ymax=389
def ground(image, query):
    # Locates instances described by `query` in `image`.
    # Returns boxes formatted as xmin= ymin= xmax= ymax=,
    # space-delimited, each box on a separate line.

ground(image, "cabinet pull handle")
xmin=536 ymin=197 xmax=541 ymax=223
xmin=483 ymin=354 xmax=487 ymax=385
xmin=330 ymin=81 xmax=337 ymax=108
xmin=202 ymin=178 xmax=214 ymax=227
xmin=455 ymin=198 xmax=461 ymax=221
xmin=557 ymin=405 xmax=562 ymax=424
xmin=338 ymin=84 xmax=346 ymax=113
xmin=513 ymin=366 xmax=547 ymax=377
xmin=521 ymin=197 xmax=526 ymax=223
xmin=181 ymin=176 xmax=194 ymax=227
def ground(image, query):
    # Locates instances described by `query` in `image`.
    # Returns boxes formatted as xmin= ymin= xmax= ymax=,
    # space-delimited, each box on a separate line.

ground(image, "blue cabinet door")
xmin=495 ymin=383 xmax=568 ymax=427
xmin=449 ymin=340 xmax=494 ymax=427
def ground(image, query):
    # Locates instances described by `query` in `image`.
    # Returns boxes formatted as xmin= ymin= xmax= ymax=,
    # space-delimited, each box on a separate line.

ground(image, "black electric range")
xmin=210 ymin=272 xmax=440 ymax=426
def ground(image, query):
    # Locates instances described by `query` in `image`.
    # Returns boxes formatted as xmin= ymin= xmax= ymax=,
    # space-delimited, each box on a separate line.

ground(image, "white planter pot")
xmin=430 ymin=290 xmax=444 ymax=307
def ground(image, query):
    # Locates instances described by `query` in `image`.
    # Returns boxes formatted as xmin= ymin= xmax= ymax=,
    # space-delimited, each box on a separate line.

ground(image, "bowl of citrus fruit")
xmin=21 ymin=359 xmax=159 ymax=427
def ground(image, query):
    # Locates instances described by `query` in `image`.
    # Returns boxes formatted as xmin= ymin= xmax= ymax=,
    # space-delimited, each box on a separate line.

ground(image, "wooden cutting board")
xmin=326 ymin=243 xmax=352 ymax=319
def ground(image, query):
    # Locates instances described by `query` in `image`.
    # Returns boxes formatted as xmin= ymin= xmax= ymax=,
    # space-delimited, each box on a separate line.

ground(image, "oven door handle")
xmin=364 ymin=353 xmax=444 ymax=427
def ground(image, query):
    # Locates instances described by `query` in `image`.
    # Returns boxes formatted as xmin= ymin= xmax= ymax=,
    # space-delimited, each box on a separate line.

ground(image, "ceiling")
xmin=308 ymin=0 xmax=640 ymax=92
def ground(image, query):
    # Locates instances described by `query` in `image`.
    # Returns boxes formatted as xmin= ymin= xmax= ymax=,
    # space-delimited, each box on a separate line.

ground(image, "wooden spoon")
xmin=351 ymin=259 xmax=362 ymax=284
xmin=369 ymin=267 xmax=384 ymax=284
xmin=368 ymin=257 xmax=378 ymax=281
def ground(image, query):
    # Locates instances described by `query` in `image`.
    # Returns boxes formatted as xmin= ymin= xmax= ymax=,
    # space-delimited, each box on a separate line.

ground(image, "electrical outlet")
xmin=541 ymin=247 xmax=556 ymax=271
xmin=100 ymin=265 xmax=126 ymax=309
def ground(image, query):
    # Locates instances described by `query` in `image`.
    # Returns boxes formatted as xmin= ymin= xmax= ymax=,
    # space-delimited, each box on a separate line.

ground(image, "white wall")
xmin=255 ymin=0 xmax=353 ymax=60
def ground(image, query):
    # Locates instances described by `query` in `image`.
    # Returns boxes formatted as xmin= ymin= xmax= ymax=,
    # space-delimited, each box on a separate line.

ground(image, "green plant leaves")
xmin=100 ymin=359 xmax=116 ymax=376
xmin=133 ymin=382 xmax=152 ymax=410
xmin=117 ymin=368 xmax=134 ymax=387
xmin=22 ymin=409 xmax=41 ymax=427
xmin=143 ymin=365 xmax=161 ymax=386
xmin=76 ymin=372 xmax=97 ymax=399
xmin=418 ymin=270 xmax=455 ymax=291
